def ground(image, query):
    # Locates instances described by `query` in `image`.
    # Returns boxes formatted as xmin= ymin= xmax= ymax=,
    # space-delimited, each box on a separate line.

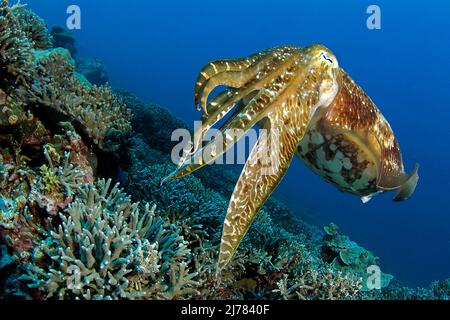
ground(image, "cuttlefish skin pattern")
xmin=162 ymin=45 xmax=419 ymax=273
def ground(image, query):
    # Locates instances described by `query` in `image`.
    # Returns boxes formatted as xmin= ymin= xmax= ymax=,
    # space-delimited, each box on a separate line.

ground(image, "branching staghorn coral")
xmin=12 ymin=3 xmax=53 ymax=49
xmin=0 ymin=0 xmax=34 ymax=92
xmin=31 ymin=150 xmax=84 ymax=215
xmin=23 ymin=179 xmax=161 ymax=299
xmin=161 ymin=261 xmax=200 ymax=299
xmin=273 ymin=269 xmax=362 ymax=300
xmin=29 ymin=48 xmax=132 ymax=151
xmin=22 ymin=177 xmax=210 ymax=300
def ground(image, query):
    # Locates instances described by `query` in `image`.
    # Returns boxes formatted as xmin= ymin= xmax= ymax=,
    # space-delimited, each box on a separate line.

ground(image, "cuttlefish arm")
xmin=162 ymin=50 xmax=302 ymax=184
xmin=162 ymin=45 xmax=335 ymax=273
xmin=194 ymin=47 xmax=294 ymax=114
xmin=161 ymin=88 xmax=271 ymax=184
xmin=218 ymin=104 xmax=311 ymax=272
xmin=190 ymin=48 xmax=299 ymax=152
xmin=162 ymin=92 xmax=319 ymax=274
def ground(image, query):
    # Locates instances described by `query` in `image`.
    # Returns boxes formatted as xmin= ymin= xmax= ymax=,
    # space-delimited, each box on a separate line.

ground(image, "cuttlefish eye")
xmin=321 ymin=51 xmax=336 ymax=66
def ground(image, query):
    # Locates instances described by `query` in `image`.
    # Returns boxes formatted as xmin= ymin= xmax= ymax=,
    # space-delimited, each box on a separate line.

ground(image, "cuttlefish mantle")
xmin=161 ymin=45 xmax=419 ymax=273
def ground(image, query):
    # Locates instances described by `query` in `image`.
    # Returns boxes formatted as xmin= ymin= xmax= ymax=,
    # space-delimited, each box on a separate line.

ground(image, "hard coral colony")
xmin=0 ymin=1 xmax=447 ymax=301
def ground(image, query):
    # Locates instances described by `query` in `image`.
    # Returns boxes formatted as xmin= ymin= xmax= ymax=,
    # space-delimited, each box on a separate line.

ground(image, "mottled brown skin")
xmin=162 ymin=45 xmax=419 ymax=274
xmin=297 ymin=70 xmax=407 ymax=197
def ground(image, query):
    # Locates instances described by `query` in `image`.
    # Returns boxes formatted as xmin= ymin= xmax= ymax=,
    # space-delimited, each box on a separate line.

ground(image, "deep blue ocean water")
xmin=27 ymin=0 xmax=450 ymax=287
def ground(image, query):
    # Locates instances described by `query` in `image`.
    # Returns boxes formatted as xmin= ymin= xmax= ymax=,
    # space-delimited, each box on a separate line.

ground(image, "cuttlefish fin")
xmin=377 ymin=163 xmax=419 ymax=202
xmin=218 ymin=107 xmax=307 ymax=274
xmin=393 ymin=163 xmax=419 ymax=202
xmin=375 ymin=136 xmax=419 ymax=201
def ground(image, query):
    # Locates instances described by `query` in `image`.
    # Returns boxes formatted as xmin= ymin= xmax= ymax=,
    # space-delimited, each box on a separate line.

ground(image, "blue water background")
xmin=27 ymin=0 xmax=450 ymax=287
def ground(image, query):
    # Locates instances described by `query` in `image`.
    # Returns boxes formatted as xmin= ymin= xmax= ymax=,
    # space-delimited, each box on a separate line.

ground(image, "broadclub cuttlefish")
xmin=162 ymin=45 xmax=419 ymax=274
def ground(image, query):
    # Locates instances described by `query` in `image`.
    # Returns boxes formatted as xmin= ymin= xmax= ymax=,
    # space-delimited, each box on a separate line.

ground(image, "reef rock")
xmin=76 ymin=56 xmax=109 ymax=86
xmin=50 ymin=25 xmax=76 ymax=56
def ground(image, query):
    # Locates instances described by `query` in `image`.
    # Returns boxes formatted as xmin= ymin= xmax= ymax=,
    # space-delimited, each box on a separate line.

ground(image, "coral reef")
xmin=116 ymin=135 xmax=366 ymax=300
xmin=0 ymin=1 xmax=132 ymax=153
xmin=22 ymin=179 xmax=160 ymax=299
xmin=116 ymin=89 xmax=188 ymax=155
xmin=0 ymin=0 xmax=34 ymax=93
xmin=0 ymin=4 xmax=448 ymax=301
xmin=0 ymin=2 xmax=133 ymax=298
xmin=321 ymin=223 xmax=393 ymax=290
xmin=12 ymin=3 xmax=53 ymax=50
xmin=30 ymin=48 xmax=132 ymax=151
